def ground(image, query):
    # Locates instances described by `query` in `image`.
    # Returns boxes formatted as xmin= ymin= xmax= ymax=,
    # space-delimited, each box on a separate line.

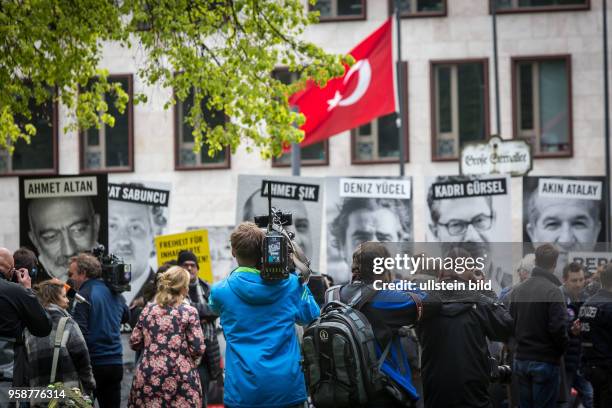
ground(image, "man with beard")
xmin=27 ymin=196 xmax=100 ymax=282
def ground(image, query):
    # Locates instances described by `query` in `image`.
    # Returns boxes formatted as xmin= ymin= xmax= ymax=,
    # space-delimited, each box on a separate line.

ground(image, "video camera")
xmin=91 ymin=245 xmax=131 ymax=293
xmin=253 ymin=186 xmax=312 ymax=283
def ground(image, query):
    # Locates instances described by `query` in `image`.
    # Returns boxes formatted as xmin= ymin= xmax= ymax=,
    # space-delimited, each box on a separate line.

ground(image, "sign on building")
xmin=460 ymin=136 xmax=532 ymax=176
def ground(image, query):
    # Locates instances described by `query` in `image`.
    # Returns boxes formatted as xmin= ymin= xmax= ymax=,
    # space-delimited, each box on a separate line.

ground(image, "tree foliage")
xmin=0 ymin=0 xmax=350 ymax=158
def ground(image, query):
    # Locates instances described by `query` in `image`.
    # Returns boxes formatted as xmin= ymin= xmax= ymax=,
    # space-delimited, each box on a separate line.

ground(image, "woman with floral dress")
xmin=129 ymin=266 xmax=206 ymax=407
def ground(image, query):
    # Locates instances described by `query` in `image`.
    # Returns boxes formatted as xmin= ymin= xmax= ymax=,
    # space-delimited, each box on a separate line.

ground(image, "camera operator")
xmin=209 ymin=222 xmax=320 ymax=408
xmin=333 ymin=242 xmax=439 ymax=407
xmin=580 ymin=263 xmax=612 ymax=407
xmin=0 ymin=247 xmax=51 ymax=403
xmin=417 ymin=246 xmax=514 ymax=408
xmin=69 ymin=253 xmax=129 ymax=408
xmin=177 ymin=249 xmax=221 ymax=408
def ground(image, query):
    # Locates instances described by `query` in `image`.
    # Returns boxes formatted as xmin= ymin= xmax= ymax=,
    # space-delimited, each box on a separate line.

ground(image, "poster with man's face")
xmin=19 ymin=175 xmax=108 ymax=283
xmin=523 ymin=176 xmax=606 ymax=277
xmin=326 ymin=177 xmax=413 ymax=284
xmin=108 ymin=182 xmax=171 ymax=306
xmin=188 ymin=225 xmax=236 ymax=282
xmin=424 ymin=175 xmax=512 ymax=290
xmin=236 ymin=175 xmax=323 ymax=272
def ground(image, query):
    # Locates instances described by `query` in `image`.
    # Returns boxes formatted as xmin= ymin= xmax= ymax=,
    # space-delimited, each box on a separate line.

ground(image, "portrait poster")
xmin=523 ymin=176 xmax=606 ymax=278
xmin=19 ymin=175 xmax=108 ymax=283
xmin=423 ymin=175 xmax=513 ymax=291
xmin=188 ymin=225 xmax=236 ymax=282
xmin=325 ymin=177 xmax=413 ymax=284
xmin=235 ymin=175 xmax=324 ymax=273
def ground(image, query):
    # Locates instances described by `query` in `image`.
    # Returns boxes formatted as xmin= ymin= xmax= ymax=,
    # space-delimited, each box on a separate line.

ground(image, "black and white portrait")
xmin=236 ymin=175 xmax=323 ymax=272
xmin=326 ymin=177 xmax=412 ymax=284
xmin=108 ymin=182 xmax=170 ymax=305
xmin=424 ymin=175 xmax=513 ymax=290
xmin=188 ymin=225 xmax=235 ymax=282
xmin=523 ymin=176 xmax=606 ymax=277
xmin=19 ymin=175 xmax=108 ymax=283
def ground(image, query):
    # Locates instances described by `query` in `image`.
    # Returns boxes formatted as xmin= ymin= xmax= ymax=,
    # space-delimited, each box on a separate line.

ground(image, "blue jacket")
xmin=72 ymin=279 xmax=129 ymax=366
xmin=210 ymin=267 xmax=320 ymax=408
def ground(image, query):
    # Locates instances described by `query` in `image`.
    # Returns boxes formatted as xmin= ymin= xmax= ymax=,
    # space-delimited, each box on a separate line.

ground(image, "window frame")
xmin=490 ymin=0 xmax=589 ymax=15
xmin=173 ymin=87 xmax=231 ymax=171
xmin=79 ymin=73 xmax=135 ymax=174
xmin=511 ymin=54 xmax=573 ymax=159
xmin=350 ymin=61 xmax=409 ymax=165
xmin=310 ymin=0 xmax=367 ymax=22
xmin=387 ymin=0 xmax=447 ymax=18
xmin=429 ymin=58 xmax=491 ymax=162
xmin=271 ymin=67 xmax=330 ymax=168
xmin=0 ymin=100 xmax=59 ymax=178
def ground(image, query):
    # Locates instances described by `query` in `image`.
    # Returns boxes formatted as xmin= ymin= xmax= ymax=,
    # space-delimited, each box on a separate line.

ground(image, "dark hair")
xmin=602 ymin=263 xmax=612 ymax=289
xmin=231 ymin=222 xmax=265 ymax=266
xmin=69 ymin=253 xmax=102 ymax=279
xmin=351 ymin=242 xmax=392 ymax=284
xmin=331 ymin=197 xmax=411 ymax=250
xmin=535 ymin=244 xmax=559 ymax=271
xmin=427 ymin=176 xmax=493 ymax=223
xmin=13 ymin=247 xmax=37 ymax=271
xmin=562 ymin=262 xmax=584 ymax=280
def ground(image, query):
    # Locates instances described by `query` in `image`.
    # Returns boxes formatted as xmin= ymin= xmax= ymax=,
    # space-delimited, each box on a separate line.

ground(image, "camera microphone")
xmin=64 ymin=283 xmax=90 ymax=305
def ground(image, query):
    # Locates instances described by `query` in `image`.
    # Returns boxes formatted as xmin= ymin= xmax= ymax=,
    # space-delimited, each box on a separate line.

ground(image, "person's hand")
xmin=15 ymin=268 xmax=31 ymax=289
xmin=130 ymin=296 xmax=145 ymax=310
xmin=571 ymin=319 xmax=581 ymax=336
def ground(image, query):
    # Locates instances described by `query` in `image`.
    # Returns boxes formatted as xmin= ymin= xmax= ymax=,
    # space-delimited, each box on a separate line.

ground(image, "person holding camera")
xmin=209 ymin=222 xmax=320 ymax=408
xmin=417 ymin=246 xmax=514 ymax=408
xmin=0 ymin=247 xmax=52 ymax=404
xmin=69 ymin=253 xmax=129 ymax=408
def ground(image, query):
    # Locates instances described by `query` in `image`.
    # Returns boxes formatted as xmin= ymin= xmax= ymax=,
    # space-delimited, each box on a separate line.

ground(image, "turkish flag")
xmin=289 ymin=18 xmax=395 ymax=147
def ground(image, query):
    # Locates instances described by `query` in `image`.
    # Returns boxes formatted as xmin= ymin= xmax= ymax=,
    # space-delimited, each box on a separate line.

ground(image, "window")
xmin=271 ymin=68 xmax=328 ymax=167
xmin=0 ymin=96 xmax=57 ymax=175
xmin=512 ymin=56 xmax=572 ymax=157
xmin=175 ymin=89 xmax=230 ymax=170
xmin=431 ymin=59 xmax=489 ymax=161
xmin=311 ymin=0 xmax=366 ymax=21
xmin=494 ymin=0 xmax=588 ymax=13
xmin=81 ymin=74 xmax=133 ymax=173
xmin=351 ymin=62 xmax=408 ymax=164
xmin=391 ymin=0 xmax=446 ymax=17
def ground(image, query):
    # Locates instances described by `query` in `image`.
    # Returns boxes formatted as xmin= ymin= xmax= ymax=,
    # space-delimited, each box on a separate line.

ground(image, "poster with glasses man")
xmin=236 ymin=175 xmax=324 ymax=272
xmin=19 ymin=175 xmax=108 ymax=283
xmin=523 ymin=176 xmax=606 ymax=278
xmin=108 ymin=181 xmax=171 ymax=306
xmin=424 ymin=175 xmax=513 ymax=290
xmin=326 ymin=177 xmax=413 ymax=284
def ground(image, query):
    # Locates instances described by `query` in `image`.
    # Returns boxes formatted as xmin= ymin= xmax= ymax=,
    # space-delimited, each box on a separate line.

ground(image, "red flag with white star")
xmin=289 ymin=18 xmax=395 ymax=147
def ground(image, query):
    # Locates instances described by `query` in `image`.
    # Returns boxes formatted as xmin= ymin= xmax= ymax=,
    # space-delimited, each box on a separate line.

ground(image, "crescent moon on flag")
xmin=338 ymin=59 xmax=372 ymax=107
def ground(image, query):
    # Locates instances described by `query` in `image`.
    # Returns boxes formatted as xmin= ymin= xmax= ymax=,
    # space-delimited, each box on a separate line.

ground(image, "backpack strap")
xmin=347 ymin=284 xmax=378 ymax=310
xmin=50 ymin=317 xmax=69 ymax=384
xmin=324 ymin=285 xmax=342 ymax=305
xmin=404 ymin=291 xmax=424 ymax=322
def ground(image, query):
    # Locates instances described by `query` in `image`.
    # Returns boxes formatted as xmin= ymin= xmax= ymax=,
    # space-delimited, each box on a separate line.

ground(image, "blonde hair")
xmin=35 ymin=278 xmax=65 ymax=308
xmin=155 ymin=266 xmax=190 ymax=307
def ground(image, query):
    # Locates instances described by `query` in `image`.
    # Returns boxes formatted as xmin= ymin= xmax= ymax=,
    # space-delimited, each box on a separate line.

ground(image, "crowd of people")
xmin=0 ymin=223 xmax=611 ymax=408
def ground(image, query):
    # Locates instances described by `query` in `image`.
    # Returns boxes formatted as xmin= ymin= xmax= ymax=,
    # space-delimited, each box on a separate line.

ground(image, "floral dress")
xmin=128 ymin=302 xmax=206 ymax=407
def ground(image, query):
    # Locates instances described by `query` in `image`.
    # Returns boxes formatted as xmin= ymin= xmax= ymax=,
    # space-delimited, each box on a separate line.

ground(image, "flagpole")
xmin=491 ymin=0 xmax=501 ymax=137
xmin=291 ymin=142 xmax=301 ymax=176
xmin=395 ymin=0 xmax=406 ymax=177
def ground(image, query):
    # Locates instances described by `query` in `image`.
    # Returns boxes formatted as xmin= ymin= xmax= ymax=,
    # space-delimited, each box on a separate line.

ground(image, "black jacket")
xmin=561 ymin=285 xmax=586 ymax=374
xmin=509 ymin=267 xmax=568 ymax=364
xmin=417 ymin=288 xmax=513 ymax=408
xmin=0 ymin=277 xmax=51 ymax=383
xmin=579 ymin=288 xmax=612 ymax=371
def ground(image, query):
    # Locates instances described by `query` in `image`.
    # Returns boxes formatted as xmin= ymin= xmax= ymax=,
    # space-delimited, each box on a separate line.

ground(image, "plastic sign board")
xmin=460 ymin=136 xmax=532 ymax=177
xmin=155 ymin=229 xmax=213 ymax=283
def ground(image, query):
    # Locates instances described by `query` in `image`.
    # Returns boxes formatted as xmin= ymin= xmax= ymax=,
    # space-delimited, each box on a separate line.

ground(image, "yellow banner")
xmin=154 ymin=230 xmax=212 ymax=282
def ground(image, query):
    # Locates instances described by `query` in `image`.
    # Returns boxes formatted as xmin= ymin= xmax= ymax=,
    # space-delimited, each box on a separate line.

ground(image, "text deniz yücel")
xmin=343 ymin=181 xmax=407 ymax=196
xmin=432 ymin=178 xmax=507 ymax=200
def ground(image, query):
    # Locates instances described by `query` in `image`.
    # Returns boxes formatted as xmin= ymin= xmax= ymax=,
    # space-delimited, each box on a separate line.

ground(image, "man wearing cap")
xmin=177 ymin=250 xmax=220 ymax=408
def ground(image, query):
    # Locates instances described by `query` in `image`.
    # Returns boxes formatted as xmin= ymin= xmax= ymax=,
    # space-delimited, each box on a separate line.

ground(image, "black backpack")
xmin=302 ymin=284 xmax=392 ymax=407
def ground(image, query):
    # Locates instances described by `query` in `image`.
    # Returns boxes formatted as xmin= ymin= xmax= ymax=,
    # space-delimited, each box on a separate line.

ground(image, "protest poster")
xmin=155 ymin=229 xmax=213 ymax=283
xmin=235 ymin=175 xmax=324 ymax=272
xmin=189 ymin=225 xmax=235 ymax=282
xmin=568 ymin=251 xmax=612 ymax=275
xmin=523 ymin=176 xmax=606 ymax=278
xmin=108 ymin=181 xmax=171 ymax=306
xmin=19 ymin=175 xmax=108 ymax=283
xmin=325 ymin=177 xmax=412 ymax=284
